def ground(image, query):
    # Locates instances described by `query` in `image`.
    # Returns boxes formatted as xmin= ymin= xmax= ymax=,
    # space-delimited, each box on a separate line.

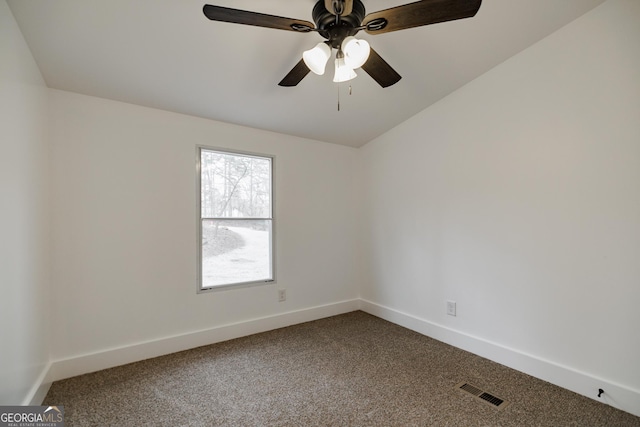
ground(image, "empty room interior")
xmin=2 ymin=0 xmax=639 ymax=424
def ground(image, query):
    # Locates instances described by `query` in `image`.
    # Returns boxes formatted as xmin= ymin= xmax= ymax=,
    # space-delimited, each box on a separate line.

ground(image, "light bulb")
xmin=333 ymin=56 xmax=357 ymax=83
xmin=342 ymin=36 xmax=370 ymax=69
xmin=303 ymin=43 xmax=331 ymax=75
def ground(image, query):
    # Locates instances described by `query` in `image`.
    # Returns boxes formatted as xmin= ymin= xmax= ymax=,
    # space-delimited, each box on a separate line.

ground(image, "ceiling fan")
xmin=203 ymin=0 xmax=482 ymax=88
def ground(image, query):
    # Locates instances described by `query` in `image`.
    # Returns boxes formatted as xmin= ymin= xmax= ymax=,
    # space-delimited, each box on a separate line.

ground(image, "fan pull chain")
xmin=337 ymin=83 xmax=354 ymax=111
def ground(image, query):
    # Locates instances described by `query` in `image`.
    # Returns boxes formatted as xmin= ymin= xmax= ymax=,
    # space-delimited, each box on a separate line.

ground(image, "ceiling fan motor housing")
xmin=313 ymin=0 xmax=366 ymax=48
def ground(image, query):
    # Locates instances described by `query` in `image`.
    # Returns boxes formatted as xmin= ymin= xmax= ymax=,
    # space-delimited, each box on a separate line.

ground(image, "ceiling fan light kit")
xmin=333 ymin=56 xmax=358 ymax=83
xmin=202 ymin=0 xmax=482 ymax=88
xmin=303 ymin=42 xmax=332 ymax=75
xmin=302 ymin=36 xmax=370 ymax=80
xmin=342 ymin=36 xmax=371 ymax=69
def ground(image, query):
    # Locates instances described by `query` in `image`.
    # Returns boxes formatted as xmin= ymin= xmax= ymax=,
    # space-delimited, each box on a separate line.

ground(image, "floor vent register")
xmin=456 ymin=382 xmax=509 ymax=410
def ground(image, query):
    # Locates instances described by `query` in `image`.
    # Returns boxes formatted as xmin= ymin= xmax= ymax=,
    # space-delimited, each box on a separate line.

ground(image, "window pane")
xmin=201 ymin=150 xmax=271 ymax=218
xmin=201 ymin=219 xmax=273 ymax=288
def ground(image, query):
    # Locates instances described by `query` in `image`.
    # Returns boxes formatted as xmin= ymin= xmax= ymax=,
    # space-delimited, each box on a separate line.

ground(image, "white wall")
xmin=360 ymin=0 xmax=640 ymax=415
xmin=48 ymin=90 xmax=360 ymax=368
xmin=0 ymin=0 xmax=51 ymax=405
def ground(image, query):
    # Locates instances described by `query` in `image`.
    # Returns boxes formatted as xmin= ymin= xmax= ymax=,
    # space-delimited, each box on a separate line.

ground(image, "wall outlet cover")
xmin=447 ymin=300 xmax=456 ymax=316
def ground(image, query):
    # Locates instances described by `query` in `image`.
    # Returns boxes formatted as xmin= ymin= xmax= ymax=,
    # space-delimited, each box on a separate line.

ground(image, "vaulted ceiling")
xmin=8 ymin=0 xmax=605 ymax=147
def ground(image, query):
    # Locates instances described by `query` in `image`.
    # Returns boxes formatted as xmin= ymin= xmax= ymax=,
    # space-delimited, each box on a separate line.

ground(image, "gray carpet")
xmin=44 ymin=311 xmax=640 ymax=426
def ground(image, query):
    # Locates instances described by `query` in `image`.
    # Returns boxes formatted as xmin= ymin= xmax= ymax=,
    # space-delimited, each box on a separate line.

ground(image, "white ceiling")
xmin=8 ymin=0 xmax=605 ymax=147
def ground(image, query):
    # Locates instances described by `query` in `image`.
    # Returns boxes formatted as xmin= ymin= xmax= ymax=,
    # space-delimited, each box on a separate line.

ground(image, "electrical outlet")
xmin=447 ymin=300 xmax=457 ymax=316
xmin=278 ymin=289 xmax=286 ymax=302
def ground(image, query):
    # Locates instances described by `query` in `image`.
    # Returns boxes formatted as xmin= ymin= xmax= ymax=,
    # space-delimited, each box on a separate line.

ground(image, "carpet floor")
xmin=44 ymin=311 xmax=640 ymax=426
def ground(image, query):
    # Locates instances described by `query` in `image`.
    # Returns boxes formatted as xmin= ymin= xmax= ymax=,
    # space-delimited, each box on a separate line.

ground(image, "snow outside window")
xmin=198 ymin=147 xmax=274 ymax=291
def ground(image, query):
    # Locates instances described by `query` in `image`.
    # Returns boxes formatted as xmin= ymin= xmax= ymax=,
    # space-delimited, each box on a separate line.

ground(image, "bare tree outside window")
xmin=199 ymin=148 xmax=274 ymax=290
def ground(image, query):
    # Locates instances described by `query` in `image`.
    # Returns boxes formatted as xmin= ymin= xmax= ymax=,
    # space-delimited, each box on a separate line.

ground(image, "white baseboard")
xmin=358 ymin=299 xmax=640 ymax=418
xmin=22 ymin=362 xmax=53 ymax=406
xmin=48 ymin=299 xmax=359 ymax=385
xmin=30 ymin=298 xmax=640 ymax=418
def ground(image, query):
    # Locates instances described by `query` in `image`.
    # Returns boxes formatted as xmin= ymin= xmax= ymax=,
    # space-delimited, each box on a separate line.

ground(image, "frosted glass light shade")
xmin=342 ymin=36 xmax=370 ymax=69
xmin=333 ymin=57 xmax=357 ymax=83
xmin=303 ymin=43 xmax=331 ymax=75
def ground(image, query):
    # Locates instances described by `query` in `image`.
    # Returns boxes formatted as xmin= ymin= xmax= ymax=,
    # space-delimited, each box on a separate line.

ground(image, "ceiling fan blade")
xmin=203 ymin=4 xmax=315 ymax=32
xmin=361 ymin=48 xmax=401 ymax=88
xmin=363 ymin=0 xmax=482 ymax=35
xmin=278 ymin=59 xmax=311 ymax=87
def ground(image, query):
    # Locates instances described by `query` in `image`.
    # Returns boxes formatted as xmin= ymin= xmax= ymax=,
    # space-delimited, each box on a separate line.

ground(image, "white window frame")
xmin=196 ymin=145 xmax=276 ymax=293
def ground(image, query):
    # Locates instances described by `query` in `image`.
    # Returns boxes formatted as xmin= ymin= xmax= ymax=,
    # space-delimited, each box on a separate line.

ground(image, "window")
xmin=198 ymin=147 xmax=274 ymax=291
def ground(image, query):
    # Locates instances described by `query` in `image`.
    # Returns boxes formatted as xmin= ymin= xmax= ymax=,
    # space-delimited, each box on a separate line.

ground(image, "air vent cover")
xmin=455 ymin=382 xmax=509 ymax=410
